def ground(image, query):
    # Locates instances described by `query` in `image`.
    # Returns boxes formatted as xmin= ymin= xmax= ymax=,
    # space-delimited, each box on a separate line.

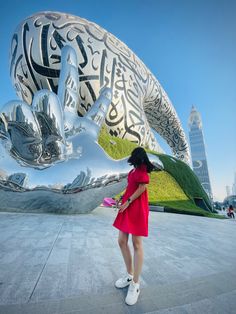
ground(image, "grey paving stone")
xmin=146 ymin=290 xmax=236 ymax=314
xmin=0 ymin=207 xmax=236 ymax=314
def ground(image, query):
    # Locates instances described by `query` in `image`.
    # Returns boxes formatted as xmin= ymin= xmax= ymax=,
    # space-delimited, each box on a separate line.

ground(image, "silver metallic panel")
xmin=10 ymin=11 xmax=190 ymax=163
xmin=1 ymin=44 xmax=164 ymax=213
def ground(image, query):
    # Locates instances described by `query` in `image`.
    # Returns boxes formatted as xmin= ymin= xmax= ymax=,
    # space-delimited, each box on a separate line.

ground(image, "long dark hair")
xmin=127 ymin=147 xmax=155 ymax=173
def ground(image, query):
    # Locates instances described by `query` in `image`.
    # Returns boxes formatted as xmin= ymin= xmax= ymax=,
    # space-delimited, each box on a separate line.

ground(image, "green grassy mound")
xmin=98 ymin=127 xmax=220 ymax=218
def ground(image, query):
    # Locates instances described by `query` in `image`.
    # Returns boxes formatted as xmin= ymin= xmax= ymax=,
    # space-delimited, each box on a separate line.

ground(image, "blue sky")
xmin=0 ymin=0 xmax=235 ymax=201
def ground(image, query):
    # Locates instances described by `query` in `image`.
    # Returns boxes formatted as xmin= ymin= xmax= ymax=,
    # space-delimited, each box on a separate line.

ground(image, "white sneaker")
xmin=115 ymin=273 xmax=133 ymax=288
xmin=125 ymin=280 xmax=140 ymax=305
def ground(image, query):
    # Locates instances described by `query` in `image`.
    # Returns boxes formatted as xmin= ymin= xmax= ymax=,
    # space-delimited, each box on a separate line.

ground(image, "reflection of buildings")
xmin=1 ymin=172 xmax=28 ymax=190
xmin=8 ymin=173 xmax=27 ymax=187
xmin=188 ymin=106 xmax=212 ymax=199
xmin=63 ymin=168 xmax=127 ymax=193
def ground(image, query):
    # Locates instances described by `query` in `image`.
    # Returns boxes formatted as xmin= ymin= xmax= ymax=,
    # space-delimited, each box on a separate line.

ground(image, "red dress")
xmin=113 ymin=164 xmax=150 ymax=237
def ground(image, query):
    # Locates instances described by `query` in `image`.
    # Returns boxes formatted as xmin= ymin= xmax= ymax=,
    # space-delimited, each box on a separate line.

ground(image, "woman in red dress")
xmin=113 ymin=147 xmax=155 ymax=305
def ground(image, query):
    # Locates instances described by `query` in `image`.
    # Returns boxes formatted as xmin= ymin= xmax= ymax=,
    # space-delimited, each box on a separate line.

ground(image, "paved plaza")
xmin=0 ymin=207 xmax=236 ymax=314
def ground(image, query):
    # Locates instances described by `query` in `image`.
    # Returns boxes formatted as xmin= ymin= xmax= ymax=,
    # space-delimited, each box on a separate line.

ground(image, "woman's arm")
xmin=118 ymin=183 xmax=147 ymax=213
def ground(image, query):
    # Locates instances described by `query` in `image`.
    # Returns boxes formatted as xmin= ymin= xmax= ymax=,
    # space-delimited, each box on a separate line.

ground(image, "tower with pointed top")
xmin=188 ymin=106 xmax=213 ymax=199
xmin=232 ymin=173 xmax=236 ymax=195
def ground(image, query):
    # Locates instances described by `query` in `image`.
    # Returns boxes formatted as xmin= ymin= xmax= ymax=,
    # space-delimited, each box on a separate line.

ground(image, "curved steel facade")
xmin=10 ymin=11 xmax=190 ymax=162
xmin=0 ymin=11 xmax=189 ymax=213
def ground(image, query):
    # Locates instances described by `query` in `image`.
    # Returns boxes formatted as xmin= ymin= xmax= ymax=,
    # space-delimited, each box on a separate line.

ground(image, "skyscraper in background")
xmin=188 ymin=106 xmax=213 ymax=199
xmin=232 ymin=173 xmax=236 ymax=195
xmin=226 ymin=185 xmax=231 ymax=197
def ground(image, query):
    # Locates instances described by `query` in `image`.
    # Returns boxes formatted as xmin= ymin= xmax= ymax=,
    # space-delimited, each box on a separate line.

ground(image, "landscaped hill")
xmin=98 ymin=126 xmax=219 ymax=218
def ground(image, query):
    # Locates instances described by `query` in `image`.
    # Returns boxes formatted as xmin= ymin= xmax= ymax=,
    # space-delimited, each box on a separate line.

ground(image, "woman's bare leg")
xmin=132 ymin=235 xmax=143 ymax=283
xmin=118 ymin=231 xmax=133 ymax=275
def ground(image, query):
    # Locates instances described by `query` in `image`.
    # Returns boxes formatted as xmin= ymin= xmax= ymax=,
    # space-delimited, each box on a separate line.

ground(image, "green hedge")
xmin=98 ymin=126 xmax=216 ymax=217
xmin=155 ymin=154 xmax=212 ymax=210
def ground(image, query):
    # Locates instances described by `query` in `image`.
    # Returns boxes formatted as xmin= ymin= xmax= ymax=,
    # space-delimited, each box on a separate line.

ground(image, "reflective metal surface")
xmin=0 ymin=45 xmax=163 ymax=213
xmin=10 ymin=11 xmax=190 ymax=163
